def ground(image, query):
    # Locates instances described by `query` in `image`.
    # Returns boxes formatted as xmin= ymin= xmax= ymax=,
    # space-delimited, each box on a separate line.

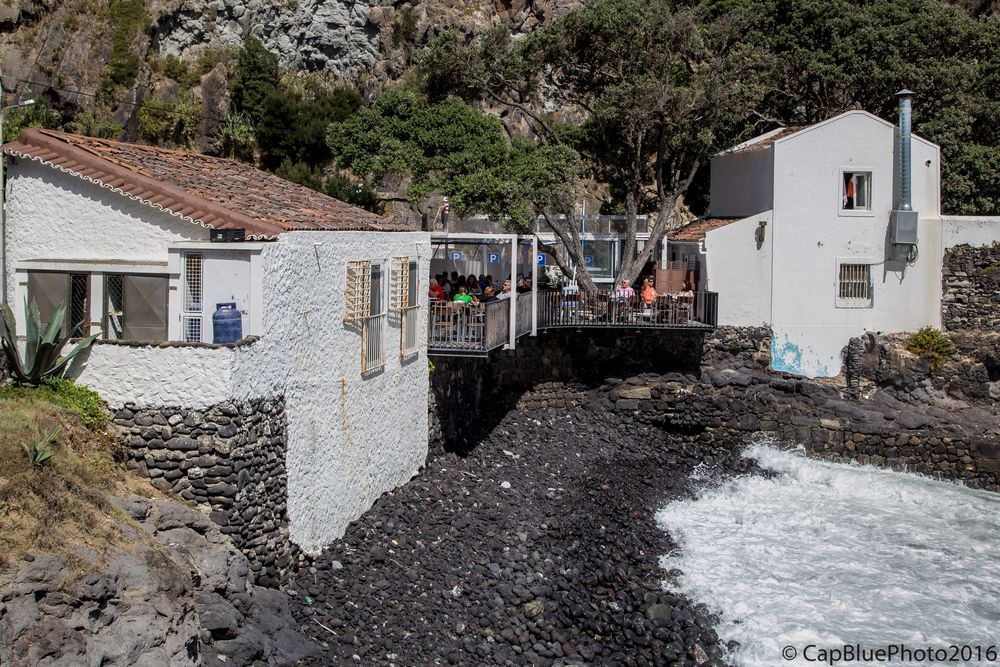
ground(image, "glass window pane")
xmin=27 ymin=272 xmax=69 ymax=336
xmin=105 ymin=274 xmax=125 ymax=340
xmin=370 ymin=265 xmax=383 ymax=315
xmin=123 ymin=275 xmax=168 ymax=341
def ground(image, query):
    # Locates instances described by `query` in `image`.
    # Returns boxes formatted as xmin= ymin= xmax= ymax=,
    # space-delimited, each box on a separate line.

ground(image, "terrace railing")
xmin=427 ymin=291 xmax=718 ymax=356
xmin=537 ymin=290 xmax=717 ymax=329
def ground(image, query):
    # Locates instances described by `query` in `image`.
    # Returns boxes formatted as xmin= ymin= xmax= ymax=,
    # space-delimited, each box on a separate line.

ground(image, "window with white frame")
xmin=182 ymin=253 xmax=203 ymax=342
xmin=104 ymin=273 xmax=169 ymax=341
xmin=842 ymin=171 xmax=872 ymax=211
xmin=836 ymin=262 xmax=873 ymax=308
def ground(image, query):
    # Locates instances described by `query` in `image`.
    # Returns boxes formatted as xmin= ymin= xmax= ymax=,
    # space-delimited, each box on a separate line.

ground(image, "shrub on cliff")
xmin=906 ymin=327 xmax=954 ymax=371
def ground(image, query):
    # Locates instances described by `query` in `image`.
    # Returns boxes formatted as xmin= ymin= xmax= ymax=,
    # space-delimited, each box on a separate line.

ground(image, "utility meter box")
xmin=890 ymin=209 xmax=919 ymax=245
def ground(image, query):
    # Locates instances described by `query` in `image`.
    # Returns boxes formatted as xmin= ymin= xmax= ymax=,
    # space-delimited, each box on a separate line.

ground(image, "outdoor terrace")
xmin=427 ymin=290 xmax=718 ymax=357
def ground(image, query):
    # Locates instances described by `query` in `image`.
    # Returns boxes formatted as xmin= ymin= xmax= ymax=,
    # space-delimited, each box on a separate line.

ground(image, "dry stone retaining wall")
xmin=114 ymin=397 xmax=294 ymax=587
xmin=942 ymin=243 xmax=1000 ymax=331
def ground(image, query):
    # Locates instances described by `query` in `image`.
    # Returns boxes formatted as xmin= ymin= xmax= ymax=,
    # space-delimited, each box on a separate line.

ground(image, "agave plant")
xmin=0 ymin=299 xmax=98 ymax=386
xmin=22 ymin=428 xmax=59 ymax=468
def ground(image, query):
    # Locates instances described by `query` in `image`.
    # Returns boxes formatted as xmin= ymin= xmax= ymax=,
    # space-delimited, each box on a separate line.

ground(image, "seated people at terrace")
xmin=517 ymin=277 xmax=532 ymax=294
xmin=614 ymin=279 xmax=635 ymax=299
xmin=453 ymin=286 xmax=476 ymax=304
xmin=429 ymin=277 xmax=445 ymax=301
xmin=467 ymin=275 xmax=482 ymax=296
xmin=480 ymin=286 xmax=497 ymax=303
xmin=677 ymin=280 xmax=694 ymax=298
xmin=640 ymin=277 xmax=657 ymax=305
xmin=497 ymin=280 xmax=512 ymax=299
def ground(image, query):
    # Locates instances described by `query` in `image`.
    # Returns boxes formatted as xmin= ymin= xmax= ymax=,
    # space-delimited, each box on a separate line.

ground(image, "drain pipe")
xmin=890 ymin=89 xmax=919 ymax=257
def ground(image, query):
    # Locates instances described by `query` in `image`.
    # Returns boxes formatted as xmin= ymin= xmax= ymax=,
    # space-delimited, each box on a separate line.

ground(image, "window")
xmin=344 ymin=260 xmax=371 ymax=322
xmin=842 ymin=171 xmax=872 ymax=211
xmin=400 ymin=259 xmax=420 ymax=358
xmin=362 ymin=262 xmax=387 ymax=373
xmin=103 ymin=273 xmax=169 ymax=341
xmin=182 ymin=253 xmax=203 ymax=342
xmin=390 ymin=257 xmax=410 ymax=311
xmin=836 ymin=262 xmax=873 ymax=308
xmin=26 ymin=271 xmax=90 ymax=337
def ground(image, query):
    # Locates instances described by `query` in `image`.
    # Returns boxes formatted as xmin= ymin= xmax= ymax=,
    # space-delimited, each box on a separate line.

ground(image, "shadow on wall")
xmin=430 ymin=329 xmax=708 ymax=455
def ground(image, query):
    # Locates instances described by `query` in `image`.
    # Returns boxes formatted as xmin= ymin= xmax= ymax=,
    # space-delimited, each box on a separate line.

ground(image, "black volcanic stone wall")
xmin=114 ymin=397 xmax=293 ymax=587
xmin=430 ymin=326 xmax=769 ymax=452
xmin=942 ymin=244 xmax=1000 ymax=331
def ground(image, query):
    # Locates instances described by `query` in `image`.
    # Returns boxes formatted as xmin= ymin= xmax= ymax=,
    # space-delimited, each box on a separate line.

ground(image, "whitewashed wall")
xmin=4 ymin=159 xmax=207 ymax=304
xmin=70 ymin=343 xmax=234 ymax=409
xmin=704 ymin=212 xmax=773 ymax=326
xmin=232 ymin=231 xmax=431 ymax=553
xmin=767 ymin=112 xmax=944 ymax=377
xmin=942 ymin=216 xmax=1000 ymax=249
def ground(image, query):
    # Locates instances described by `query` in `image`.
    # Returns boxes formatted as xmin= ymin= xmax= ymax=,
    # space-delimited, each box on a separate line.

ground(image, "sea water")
xmin=656 ymin=445 xmax=1000 ymax=667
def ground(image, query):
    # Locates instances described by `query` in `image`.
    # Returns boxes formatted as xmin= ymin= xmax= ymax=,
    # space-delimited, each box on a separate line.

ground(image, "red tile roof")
xmin=730 ymin=126 xmax=803 ymax=153
xmin=667 ymin=217 xmax=742 ymax=242
xmin=2 ymin=128 xmax=411 ymax=238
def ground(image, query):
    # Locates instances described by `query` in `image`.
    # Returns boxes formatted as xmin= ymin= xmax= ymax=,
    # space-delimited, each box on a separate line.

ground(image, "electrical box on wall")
xmin=889 ymin=210 xmax=918 ymax=245
xmin=210 ymin=228 xmax=246 ymax=243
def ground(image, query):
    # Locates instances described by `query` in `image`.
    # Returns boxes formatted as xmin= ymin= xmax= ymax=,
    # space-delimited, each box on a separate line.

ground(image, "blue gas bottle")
xmin=212 ymin=303 xmax=243 ymax=344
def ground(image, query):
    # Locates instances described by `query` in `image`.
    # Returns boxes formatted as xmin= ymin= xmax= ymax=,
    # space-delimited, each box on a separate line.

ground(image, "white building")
xmin=668 ymin=99 xmax=1000 ymax=377
xmin=2 ymin=128 xmax=432 ymax=552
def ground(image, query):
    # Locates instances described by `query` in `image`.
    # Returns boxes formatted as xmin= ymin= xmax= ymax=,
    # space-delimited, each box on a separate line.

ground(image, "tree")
xmin=420 ymin=0 xmax=767 ymax=290
xmin=327 ymin=89 xmax=581 ymax=237
xmin=229 ymin=37 xmax=280 ymax=125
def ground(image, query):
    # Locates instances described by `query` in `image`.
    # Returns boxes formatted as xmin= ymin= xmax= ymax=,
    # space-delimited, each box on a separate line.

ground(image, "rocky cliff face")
xmin=0 ymin=496 xmax=316 ymax=666
xmin=0 ymin=0 xmax=581 ymax=123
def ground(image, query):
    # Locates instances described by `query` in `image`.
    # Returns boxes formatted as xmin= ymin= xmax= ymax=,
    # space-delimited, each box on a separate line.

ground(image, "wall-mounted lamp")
xmin=755 ymin=219 xmax=768 ymax=248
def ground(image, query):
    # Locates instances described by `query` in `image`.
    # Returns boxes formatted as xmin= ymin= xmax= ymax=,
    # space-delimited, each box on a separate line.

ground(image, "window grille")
xmin=400 ymin=259 xmax=420 ymax=358
xmin=837 ymin=263 xmax=873 ymax=308
xmin=391 ymin=257 xmax=410 ymax=311
xmin=69 ymin=274 xmax=89 ymax=337
xmin=183 ymin=316 xmax=203 ymax=343
xmin=362 ymin=312 xmax=387 ymax=373
xmin=344 ymin=260 xmax=371 ymax=322
xmin=105 ymin=274 xmax=125 ymax=340
xmin=183 ymin=253 xmax=204 ymax=342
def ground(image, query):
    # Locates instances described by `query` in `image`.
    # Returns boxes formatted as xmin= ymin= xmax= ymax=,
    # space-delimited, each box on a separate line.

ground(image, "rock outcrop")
xmin=0 ymin=497 xmax=316 ymax=666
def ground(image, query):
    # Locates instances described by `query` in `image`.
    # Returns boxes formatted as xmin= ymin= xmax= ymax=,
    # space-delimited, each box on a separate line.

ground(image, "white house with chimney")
xmin=2 ymin=128 xmax=432 ymax=553
xmin=667 ymin=93 xmax=1000 ymax=377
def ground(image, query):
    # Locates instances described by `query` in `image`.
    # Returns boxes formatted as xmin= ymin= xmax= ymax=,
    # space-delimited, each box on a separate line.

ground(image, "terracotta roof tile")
xmin=730 ymin=126 xmax=803 ymax=153
xmin=3 ymin=128 xmax=411 ymax=238
xmin=667 ymin=217 xmax=742 ymax=242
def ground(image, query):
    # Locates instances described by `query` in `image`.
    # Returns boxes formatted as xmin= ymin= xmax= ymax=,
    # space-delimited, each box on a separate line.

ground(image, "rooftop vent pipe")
xmin=890 ymin=89 xmax=918 ymax=247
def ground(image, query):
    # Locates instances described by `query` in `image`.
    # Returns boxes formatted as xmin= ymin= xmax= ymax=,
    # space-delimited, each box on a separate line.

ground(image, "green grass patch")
xmin=0 ymin=379 xmax=108 ymax=431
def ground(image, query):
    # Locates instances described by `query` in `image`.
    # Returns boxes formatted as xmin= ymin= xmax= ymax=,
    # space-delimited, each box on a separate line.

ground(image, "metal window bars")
xmin=104 ymin=274 xmax=125 ymax=340
xmin=837 ymin=263 xmax=872 ymax=307
xmin=362 ymin=312 xmax=387 ymax=373
xmin=183 ymin=253 xmax=203 ymax=342
xmin=344 ymin=260 xmax=371 ymax=322
xmin=400 ymin=304 xmax=420 ymax=357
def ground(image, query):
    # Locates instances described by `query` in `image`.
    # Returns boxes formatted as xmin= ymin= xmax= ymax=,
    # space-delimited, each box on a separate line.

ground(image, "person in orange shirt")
xmin=640 ymin=277 xmax=658 ymax=306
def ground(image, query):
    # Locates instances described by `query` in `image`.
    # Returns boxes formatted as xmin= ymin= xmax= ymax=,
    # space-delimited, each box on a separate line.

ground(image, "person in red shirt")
xmin=428 ymin=277 xmax=445 ymax=301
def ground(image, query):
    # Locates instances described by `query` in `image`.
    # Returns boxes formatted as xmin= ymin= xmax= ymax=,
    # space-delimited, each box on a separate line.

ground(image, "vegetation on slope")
xmin=0 ymin=381 xmax=140 ymax=569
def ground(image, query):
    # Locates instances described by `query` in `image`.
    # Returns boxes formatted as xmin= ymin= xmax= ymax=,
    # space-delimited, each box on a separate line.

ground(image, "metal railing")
xmin=400 ymin=304 xmax=420 ymax=357
xmin=361 ymin=312 xmax=387 ymax=373
xmin=515 ymin=295 xmax=532 ymax=337
xmin=428 ymin=299 xmax=511 ymax=353
xmin=426 ymin=290 xmax=718 ymax=355
xmin=536 ymin=290 xmax=717 ymax=329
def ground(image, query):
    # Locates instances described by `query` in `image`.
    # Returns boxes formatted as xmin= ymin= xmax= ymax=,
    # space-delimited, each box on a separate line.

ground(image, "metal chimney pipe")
xmin=897 ymin=89 xmax=914 ymax=211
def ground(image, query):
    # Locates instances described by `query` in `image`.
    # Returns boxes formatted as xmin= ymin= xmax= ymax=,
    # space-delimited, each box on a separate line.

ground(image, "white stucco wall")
xmin=709 ymin=148 xmax=774 ymax=218
xmin=766 ymin=112 xmax=944 ymax=377
xmin=942 ymin=216 xmax=1000 ymax=249
xmin=704 ymin=212 xmax=773 ymax=326
xmin=4 ymin=159 xmax=208 ymax=304
xmin=231 ymin=231 xmax=431 ymax=553
xmin=69 ymin=343 xmax=234 ymax=409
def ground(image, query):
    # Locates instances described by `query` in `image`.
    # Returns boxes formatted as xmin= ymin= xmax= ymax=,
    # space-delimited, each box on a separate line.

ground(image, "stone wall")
xmin=513 ymin=370 xmax=1000 ymax=491
xmin=115 ymin=397 xmax=293 ymax=587
xmin=430 ymin=326 xmax=769 ymax=452
xmin=942 ymin=243 xmax=1000 ymax=331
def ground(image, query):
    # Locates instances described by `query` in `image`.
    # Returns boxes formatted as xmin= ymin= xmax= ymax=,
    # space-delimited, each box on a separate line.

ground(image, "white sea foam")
xmin=656 ymin=445 xmax=1000 ymax=666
